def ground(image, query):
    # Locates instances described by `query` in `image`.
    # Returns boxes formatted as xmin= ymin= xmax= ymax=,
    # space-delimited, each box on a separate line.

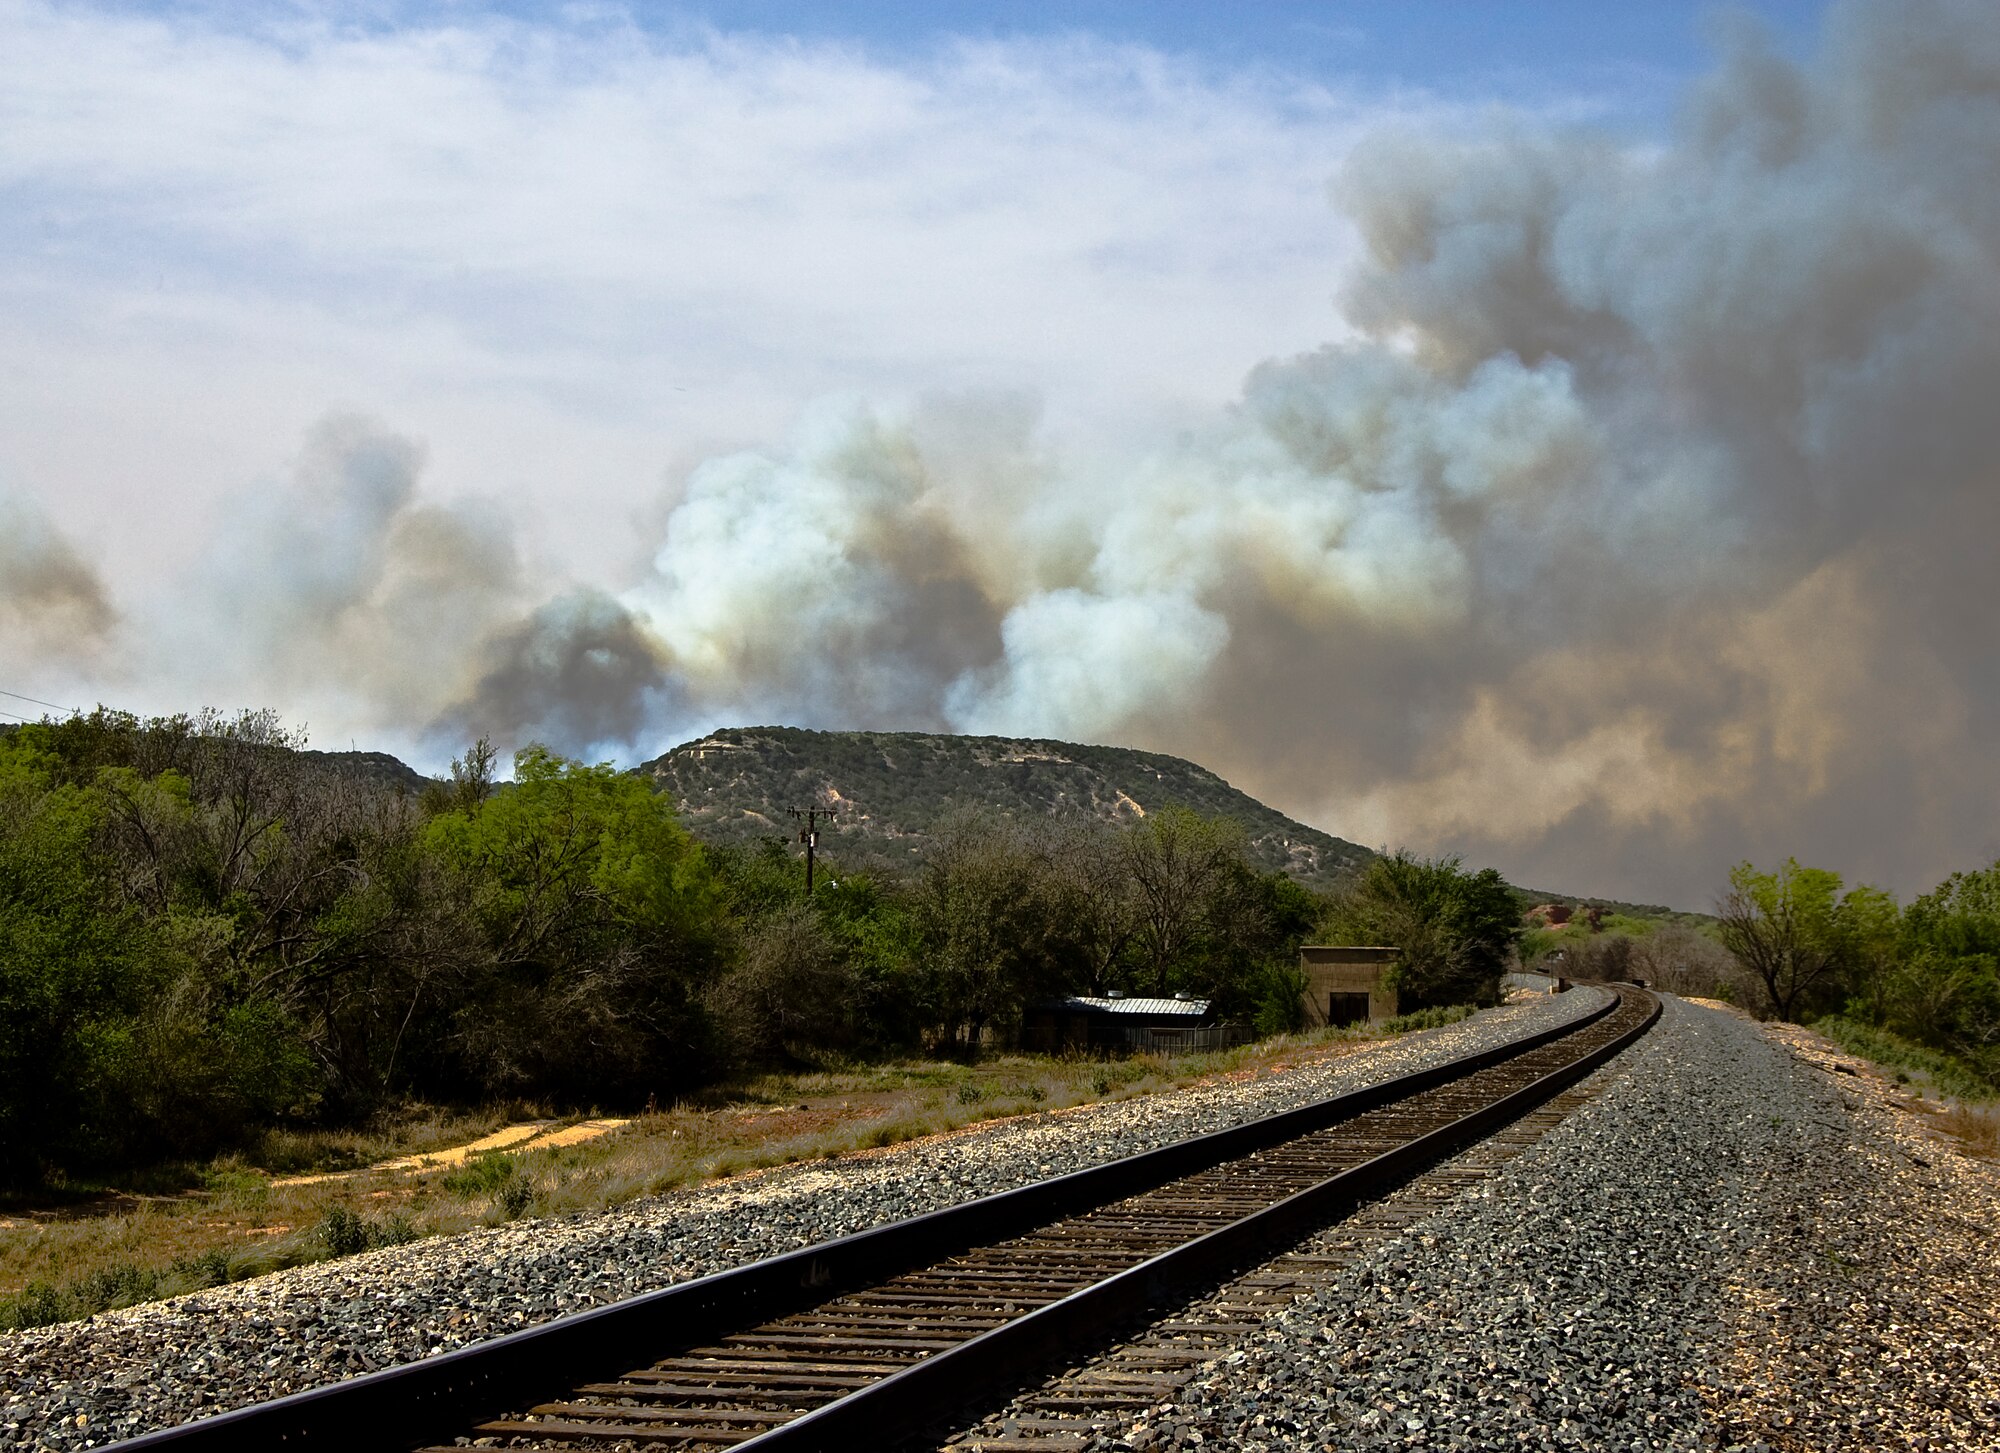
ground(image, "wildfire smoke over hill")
xmin=5 ymin=0 xmax=1997 ymax=905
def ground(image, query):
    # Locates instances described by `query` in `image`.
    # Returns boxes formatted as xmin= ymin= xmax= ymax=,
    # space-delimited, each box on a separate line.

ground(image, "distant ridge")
xmin=300 ymin=749 xmax=436 ymax=795
xmin=637 ymin=726 xmax=1372 ymax=888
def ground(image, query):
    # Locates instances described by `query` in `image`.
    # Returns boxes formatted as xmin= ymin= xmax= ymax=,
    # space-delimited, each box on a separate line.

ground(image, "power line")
xmin=0 ymin=687 xmax=71 ymax=712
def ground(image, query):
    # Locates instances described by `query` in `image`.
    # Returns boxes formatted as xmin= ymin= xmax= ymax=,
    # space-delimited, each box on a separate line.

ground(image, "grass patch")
xmin=1810 ymin=1015 xmax=1999 ymax=1103
xmin=0 ymin=1006 xmax=1493 ymax=1328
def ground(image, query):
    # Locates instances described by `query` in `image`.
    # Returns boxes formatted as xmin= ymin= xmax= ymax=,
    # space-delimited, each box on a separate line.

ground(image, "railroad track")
xmin=114 ymin=985 xmax=1659 ymax=1453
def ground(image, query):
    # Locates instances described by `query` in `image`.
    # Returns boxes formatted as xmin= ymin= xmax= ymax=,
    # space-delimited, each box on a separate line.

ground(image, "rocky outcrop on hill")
xmin=637 ymin=726 xmax=1371 ymax=887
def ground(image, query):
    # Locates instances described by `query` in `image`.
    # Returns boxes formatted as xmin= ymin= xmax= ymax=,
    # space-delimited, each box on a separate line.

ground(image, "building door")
xmin=1327 ymin=991 xmax=1371 ymax=1027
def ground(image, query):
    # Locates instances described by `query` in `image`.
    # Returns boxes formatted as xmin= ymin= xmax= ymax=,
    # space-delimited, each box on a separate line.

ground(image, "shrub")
xmin=0 ymin=1282 xmax=65 ymax=1330
xmin=1381 ymin=1004 xmax=1476 ymax=1034
xmin=443 ymin=1151 xmax=517 ymax=1196
xmin=319 ymin=1206 xmax=373 ymax=1257
xmin=1812 ymin=1015 xmax=1997 ymax=1101
xmin=1249 ymin=963 xmax=1309 ymax=1037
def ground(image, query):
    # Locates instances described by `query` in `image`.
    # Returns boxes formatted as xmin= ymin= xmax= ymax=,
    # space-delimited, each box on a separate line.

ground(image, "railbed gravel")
xmin=0 ymin=991 xmax=1603 ymax=1450
xmin=1034 ymin=996 xmax=2000 ymax=1453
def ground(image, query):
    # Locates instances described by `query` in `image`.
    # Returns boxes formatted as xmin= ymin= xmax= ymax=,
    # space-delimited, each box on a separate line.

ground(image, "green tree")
xmin=0 ymin=738 xmax=156 ymax=1181
xmin=1319 ymin=851 xmax=1517 ymax=1009
xmin=908 ymin=817 xmax=1058 ymax=1048
xmin=1889 ymin=864 xmax=2000 ymax=1073
xmin=423 ymin=744 xmax=726 ymax=1099
xmin=1121 ymin=808 xmax=1258 ymax=997
xmin=1715 ymin=859 xmax=1894 ymax=1022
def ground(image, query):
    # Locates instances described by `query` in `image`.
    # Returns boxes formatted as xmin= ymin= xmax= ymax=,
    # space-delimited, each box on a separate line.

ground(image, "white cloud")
xmin=0 ymin=2 xmax=1396 ymax=598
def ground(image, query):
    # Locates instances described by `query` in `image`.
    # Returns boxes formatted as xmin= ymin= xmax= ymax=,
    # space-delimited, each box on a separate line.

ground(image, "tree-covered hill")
xmin=636 ymin=726 xmax=1373 ymax=889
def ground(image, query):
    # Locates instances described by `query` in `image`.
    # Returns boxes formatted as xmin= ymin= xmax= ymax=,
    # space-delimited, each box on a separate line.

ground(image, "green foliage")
xmin=1887 ymin=864 xmax=2000 ymax=1073
xmin=0 ymin=715 xmax=737 ymax=1188
xmin=1812 ymin=1015 xmax=1997 ymax=1101
xmin=0 ymin=1282 xmax=66 ymax=1331
xmin=1380 ymin=1003 xmax=1477 ymax=1034
xmin=0 ymin=706 xmax=1531 ymax=1197
xmin=1714 ymin=857 xmax=1999 ymax=1084
xmin=421 ymin=745 xmax=728 ymax=1102
xmin=318 ymin=1206 xmax=373 ymax=1257
xmin=442 ymin=1151 xmax=517 ymax=1196
xmin=0 ymin=741 xmax=163 ymax=1178
xmin=1319 ymin=851 xmax=1518 ymax=1009
xmin=1248 ymin=962 xmax=1310 ymax=1037
xmin=317 ymin=1205 xmax=418 ymax=1257
xmin=1717 ymin=859 xmax=1898 ymax=1022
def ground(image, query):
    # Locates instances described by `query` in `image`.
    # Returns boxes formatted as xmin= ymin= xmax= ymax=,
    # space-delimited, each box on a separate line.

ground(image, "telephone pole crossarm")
xmin=788 ymin=805 xmax=836 ymax=895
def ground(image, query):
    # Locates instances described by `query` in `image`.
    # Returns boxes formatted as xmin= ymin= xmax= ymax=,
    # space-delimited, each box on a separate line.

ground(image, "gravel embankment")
xmin=1058 ymin=996 xmax=2000 ymax=1452
xmin=1707 ymin=1019 xmax=2000 ymax=1451
xmin=0 ymin=991 xmax=1603 ymax=1450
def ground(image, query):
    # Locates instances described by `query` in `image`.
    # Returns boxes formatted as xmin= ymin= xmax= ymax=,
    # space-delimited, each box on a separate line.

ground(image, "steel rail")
xmin=108 ymin=988 xmax=1643 ymax=1453
xmin=745 ymin=985 xmax=1658 ymax=1451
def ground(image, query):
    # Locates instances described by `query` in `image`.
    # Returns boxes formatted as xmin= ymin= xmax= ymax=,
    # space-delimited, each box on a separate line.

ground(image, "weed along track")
xmin=108 ymin=987 xmax=1658 ymax=1453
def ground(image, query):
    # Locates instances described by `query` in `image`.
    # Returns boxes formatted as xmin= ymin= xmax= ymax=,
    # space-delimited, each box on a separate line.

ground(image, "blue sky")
xmin=532 ymin=0 xmax=1832 ymax=120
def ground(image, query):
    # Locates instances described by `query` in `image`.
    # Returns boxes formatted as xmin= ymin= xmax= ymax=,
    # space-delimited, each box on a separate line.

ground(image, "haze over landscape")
xmin=4 ymin=0 xmax=1994 ymax=908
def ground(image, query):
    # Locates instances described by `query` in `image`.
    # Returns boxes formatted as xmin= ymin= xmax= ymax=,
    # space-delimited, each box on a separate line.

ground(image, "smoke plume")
xmin=0 ymin=490 xmax=116 ymax=662
xmin=22 ymin=0 xmax=2000 ymax=905
xmin=621 ymin=0 xmax=2000 ymax=903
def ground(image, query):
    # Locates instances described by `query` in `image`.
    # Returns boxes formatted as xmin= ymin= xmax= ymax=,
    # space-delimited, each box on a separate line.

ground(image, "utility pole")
xmin=789 ymin=805 xmax=835 ymax=895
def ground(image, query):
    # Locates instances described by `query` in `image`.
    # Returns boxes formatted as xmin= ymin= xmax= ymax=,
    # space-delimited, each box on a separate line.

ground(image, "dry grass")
xmin=1935 ymin=1101 xmax=2000 ymax=1161
xmin=0 ymin=1013 xmax=1467 ymax=1329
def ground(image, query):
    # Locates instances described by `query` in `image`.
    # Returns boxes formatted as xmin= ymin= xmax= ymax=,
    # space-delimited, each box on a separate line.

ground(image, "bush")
xmin=443 ymin=1151 xmax=517 ymax=1196
xmin=0 ymin=1282 xmax=66 ymax=1330
xmin=1812 ymin=1015 xmax=1998 ymax=1101
xmin=708 ymin=904 xmax=859 ymax=1065
xmin=1259 ymin=963 xmax=1311 ymax=1037
xmin=1381 ymin=1004 xmax=1476 ymax=1034
xmin=319 ymin=1206 xmax=374 ymax=1257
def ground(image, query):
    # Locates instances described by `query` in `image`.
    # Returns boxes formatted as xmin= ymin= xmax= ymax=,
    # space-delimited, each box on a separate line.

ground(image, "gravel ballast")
xmin=0 ymin=992 xmax=1602 ymax=1449
xmin=1026 ymin=996 xmax=2000 ymax=1452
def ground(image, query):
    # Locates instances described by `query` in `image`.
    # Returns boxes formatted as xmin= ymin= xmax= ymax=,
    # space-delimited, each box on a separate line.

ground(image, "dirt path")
xmin=271 ymin=1118 xmax=630 ymax=1187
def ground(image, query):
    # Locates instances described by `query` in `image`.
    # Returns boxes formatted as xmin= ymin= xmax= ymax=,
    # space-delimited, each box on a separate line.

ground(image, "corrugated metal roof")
xmin=1040 ymin=996 xmax=1209 ymax=1017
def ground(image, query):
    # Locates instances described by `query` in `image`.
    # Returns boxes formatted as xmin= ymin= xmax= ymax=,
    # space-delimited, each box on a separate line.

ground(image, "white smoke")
xmin=23 ymin=0 xmax=2000 ymax=903
xmin=614 ymin=0 xmax=2000 ymax=902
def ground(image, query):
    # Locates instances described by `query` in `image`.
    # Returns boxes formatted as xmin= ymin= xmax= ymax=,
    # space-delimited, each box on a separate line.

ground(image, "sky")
xmin=10 ymin=0 xmax=2000 ymax=910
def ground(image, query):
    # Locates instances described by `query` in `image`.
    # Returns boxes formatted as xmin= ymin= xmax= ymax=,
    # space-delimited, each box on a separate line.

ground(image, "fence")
xmin=1120 ymin=1024 xmax=1254 ymax=1055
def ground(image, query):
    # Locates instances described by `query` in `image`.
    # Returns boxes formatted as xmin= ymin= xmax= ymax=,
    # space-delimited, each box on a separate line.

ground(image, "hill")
xmin=300 ymin=749 xmax=437 ymax=795
xmin=636 ymin=726 xmax=1372 ymax=888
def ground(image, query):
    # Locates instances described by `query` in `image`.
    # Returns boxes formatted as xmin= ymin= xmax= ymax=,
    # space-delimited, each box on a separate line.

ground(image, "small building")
xmin=1021 ymin=993 xmax=1213 ymax=1054
xmin=1297 ymin=945 xmax=1400 ymax=1027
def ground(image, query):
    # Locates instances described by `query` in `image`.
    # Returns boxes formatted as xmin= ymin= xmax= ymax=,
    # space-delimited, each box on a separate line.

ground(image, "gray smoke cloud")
xmin=34 ymin=0 xmax=1995 ymax=906
xmin=614 ymin=0 xmax=2000 ymax=903
xmin=441 ymin=588 xmax=677 ymax=753
xmin=165 ymin=414 xmax=667 ymax=762
xmin=0 ymin=490 xmax=117 ymax=663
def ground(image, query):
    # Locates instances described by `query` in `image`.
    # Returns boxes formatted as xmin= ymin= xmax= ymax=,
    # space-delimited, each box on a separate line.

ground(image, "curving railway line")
xmin=112 ymin=984 xmax=1659 ymax=1452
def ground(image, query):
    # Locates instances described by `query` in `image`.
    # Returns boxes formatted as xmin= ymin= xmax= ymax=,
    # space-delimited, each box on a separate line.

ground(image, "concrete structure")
xmin=1297 ymin=945 xmax=1400 ymax=1027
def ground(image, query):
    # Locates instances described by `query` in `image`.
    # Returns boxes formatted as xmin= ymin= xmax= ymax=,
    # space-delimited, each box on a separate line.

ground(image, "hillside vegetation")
xmin=2 ymin=709 xmax=1415 ymax=1192
xmin=640 ymin=726 xmax=1372 ymax=889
